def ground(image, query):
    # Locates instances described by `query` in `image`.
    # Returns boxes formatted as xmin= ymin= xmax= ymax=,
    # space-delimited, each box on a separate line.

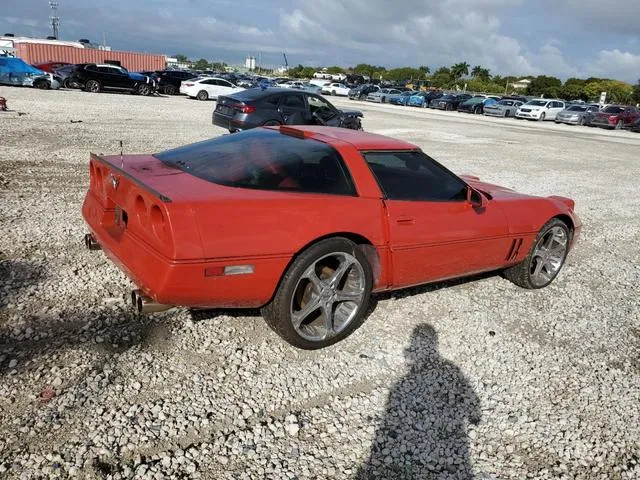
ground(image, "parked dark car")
xmin=590 ymin=105 xmax=640 ymax=129
xmin=430 ymin=93 xmax=472 ymax=110
xmin=457 ymin=96 xmax=499 ymax=114
xmin=213 ymin=88 xmax=363 ymax=133
xmin=69 ymin=63 xmax=156 ymax=95
xmin=53 ymin=64 xmax=80 ymax=88
xmin=148 ymin=70 xmax=197 ymax=95
xmin=630 ymin=118 xmax=640 ymax=133
xmin=348 ymin=84 xmax=379 ymax=100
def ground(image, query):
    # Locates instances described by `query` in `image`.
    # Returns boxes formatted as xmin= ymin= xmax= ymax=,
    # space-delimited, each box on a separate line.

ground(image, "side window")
xmin=202 ymin=79 xmax=216 ymax=85
xmin=282 ymin=94 xmax=306 ymax=109
xmin=363 ymin=151 xmax=467 ymax=202
xmin=264 ymin=95 xmax=281 ymax=106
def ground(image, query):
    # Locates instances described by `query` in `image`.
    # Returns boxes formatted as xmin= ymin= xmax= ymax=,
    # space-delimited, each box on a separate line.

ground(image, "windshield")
xmin=440 ymin=95 xmax=454 ymax=100
xmin=567 ymin=105 xmax=587 ymax=112
xmin=526 ymin=100 xmax=548 ymax=107
xmin=154 ymin=129 xmax=356 ymax=195
xmin=602 ymin=106 xmax=625 ymax=114
xmin=499 ymin=100 xmax=514 ymax=106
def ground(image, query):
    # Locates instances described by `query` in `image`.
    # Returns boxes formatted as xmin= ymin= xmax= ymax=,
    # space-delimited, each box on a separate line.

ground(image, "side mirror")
xmin=467 ymin=186 xmax=487 ymax=209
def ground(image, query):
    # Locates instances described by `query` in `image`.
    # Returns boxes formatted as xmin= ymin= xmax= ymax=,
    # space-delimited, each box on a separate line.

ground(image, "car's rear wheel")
xmin=331 ymin=90 xmax=336 ymax=96
xmin=196 ymin=90 xmax=209 ymax=101
xmin=503 ymin=218 xmax=570 ymax=289
xmin=85 ymin=80 xmax=101 ymax=93
xmin=262 ymin=237 xmax=373 ymax=349
xmin=164 ymin=85 xmax=177 ymax=95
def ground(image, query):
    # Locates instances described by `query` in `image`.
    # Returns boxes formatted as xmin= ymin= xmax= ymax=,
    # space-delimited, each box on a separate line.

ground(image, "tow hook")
xmin=84 ymin=233 xmax=101 ymax=251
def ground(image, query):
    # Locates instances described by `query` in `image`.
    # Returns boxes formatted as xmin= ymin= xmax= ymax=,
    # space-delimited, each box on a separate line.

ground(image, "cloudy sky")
xmin=3 ymin=0 xmax=640 ymax=81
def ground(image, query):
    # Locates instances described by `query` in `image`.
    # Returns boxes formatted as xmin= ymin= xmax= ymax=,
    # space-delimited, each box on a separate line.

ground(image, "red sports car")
xmin=83 ymin=126 xmax=581 ymax=349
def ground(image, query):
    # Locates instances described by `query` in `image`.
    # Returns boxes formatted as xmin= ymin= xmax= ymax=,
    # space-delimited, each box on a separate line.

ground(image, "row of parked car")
xmin=344 ymin=84 xmax=640 ymax=131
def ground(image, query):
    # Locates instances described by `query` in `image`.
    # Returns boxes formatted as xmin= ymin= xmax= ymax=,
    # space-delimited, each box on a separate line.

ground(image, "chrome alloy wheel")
xmin=290 ymin=252 xmax=366 ymax=342
xmin=530 ymin=226 xmax=568 ymax=287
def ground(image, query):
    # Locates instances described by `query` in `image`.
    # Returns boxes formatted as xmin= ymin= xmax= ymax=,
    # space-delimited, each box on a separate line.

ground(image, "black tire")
xmin=503 ymin=218 xmax=571 ymax=289
xmin=263 ymin=120 xmax=281 ymax=126
xmin=539 ymin=112 xmax=546 ymax=121
xmin=262 ymin=237 xmax=373 ymax=349
xmin=579 ymin=117 xmax=585 ymax=126
xmin=85 ymin=80 xmax=101 ymax=93
xmin=164 ymin=84 xmax=177 ymax=95
xmin=331 ymin=90 xmax=336 ymax=96
xmin=196 ymin=90 xmax=209 ymax=101
xmin=138 ymin=84 xmax=152 ymax=96
xmin=504 ymin=110 xmax=509 ymax=117
xmin=62 ymin=78 xmax=72 ymax=89
xmin=34 ymin=79 xmax=49 ymax=90
xmin=615 ymin=120 xmax=623 ymax=130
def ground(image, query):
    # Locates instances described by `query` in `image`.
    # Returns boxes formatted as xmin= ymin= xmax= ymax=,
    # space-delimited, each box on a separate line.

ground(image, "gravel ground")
xmin=1 ymin=87 xmax=639 ymax=480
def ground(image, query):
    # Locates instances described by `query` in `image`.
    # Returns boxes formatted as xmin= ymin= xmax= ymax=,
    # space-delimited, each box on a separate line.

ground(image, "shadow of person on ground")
xmin=358 ymin=324 xmax=481 ymax=480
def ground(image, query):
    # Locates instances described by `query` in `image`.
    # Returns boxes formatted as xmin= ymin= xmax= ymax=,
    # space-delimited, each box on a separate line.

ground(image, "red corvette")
xmin=83 ymin=126 xmax=581 ymax=349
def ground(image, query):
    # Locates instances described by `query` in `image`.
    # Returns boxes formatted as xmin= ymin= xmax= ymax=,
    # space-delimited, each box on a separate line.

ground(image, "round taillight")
xmin=135 ymin=195 xmax=148 ymax=226
xmin=150 ymin=205 xmax=168 ymax=241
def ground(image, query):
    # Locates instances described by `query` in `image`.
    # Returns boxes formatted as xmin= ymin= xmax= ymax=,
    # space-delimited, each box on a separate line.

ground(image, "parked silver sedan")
xmin=555 ymin=104 xmax=600 ymax=126
xmin=483 ymin=99 xmax=523 ymax=117
xmin=366 ymin=88 xmax=402 ymax=103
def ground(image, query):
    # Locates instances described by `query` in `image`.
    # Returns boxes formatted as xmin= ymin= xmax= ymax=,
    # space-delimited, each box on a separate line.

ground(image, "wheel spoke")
xmin=328 ymin=258 xmax=353 ymax=287
xmin=335 ymin=290 xmax=362 ymax=303
xmin=291 ymin=296 xmax=321 ymax=329
xmin=302 ymin=265 xmax=324 ymax=291
xmin=321 ymin=302 xmax=335 ymax=339
xmin=533 ymin=257 xmax=545 ymax=277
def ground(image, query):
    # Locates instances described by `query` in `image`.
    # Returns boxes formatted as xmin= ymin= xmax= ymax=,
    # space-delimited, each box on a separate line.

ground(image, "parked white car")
xmin=516 ymin=99 xmax=566 ymax=121
xmin=321 ymin=82 xmax=350 ymax=96
xmin=180 ymin=77 xmax=244 ymax=101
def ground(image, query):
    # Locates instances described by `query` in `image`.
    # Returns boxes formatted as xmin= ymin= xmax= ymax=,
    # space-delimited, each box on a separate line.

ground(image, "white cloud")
xmin=588 ymin=50 xmax=640 ymax=82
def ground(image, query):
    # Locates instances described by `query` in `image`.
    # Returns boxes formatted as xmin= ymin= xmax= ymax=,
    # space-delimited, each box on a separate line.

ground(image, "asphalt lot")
xmin=1 ymin=87 xmax=639 ymax=479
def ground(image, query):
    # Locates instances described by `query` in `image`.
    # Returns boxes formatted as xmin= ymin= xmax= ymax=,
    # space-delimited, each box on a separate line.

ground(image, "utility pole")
xmin=49 ymin=1 xmax=60 ymax=39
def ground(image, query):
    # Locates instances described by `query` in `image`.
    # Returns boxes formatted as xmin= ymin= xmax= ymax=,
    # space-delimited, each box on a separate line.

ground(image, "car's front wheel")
xmin=503 ymin=218 xmax=570 ymax=289
xmin=138 ymin=84 xmax=153 ymax=96
xmin=262 ymin=237 xmax=373 ymax=349
xmin=163 ymin=85 xmax=177 ymax=95
xmin=539 ymin=112 xmax=546 ymax=121
xmin=85 ymin=80 xmax=101 ymax=93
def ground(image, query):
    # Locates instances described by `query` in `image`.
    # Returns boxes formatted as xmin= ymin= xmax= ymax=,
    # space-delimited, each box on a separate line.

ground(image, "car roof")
xmin=272 ymin=126 xmax=417 ymax=151
xmin=196 ymin=76 xmax=228 ymax=82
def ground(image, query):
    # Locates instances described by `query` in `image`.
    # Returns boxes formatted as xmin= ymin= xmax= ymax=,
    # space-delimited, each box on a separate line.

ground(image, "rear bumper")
xmin=82 ymin=191 xmax=288 ymax=308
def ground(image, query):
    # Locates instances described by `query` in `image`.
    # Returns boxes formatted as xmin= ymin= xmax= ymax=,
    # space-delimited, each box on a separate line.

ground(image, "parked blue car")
xmin=408 ymin=91 xmax=443 ymax=107
xmin=389 ymin=90 xmax=417 ymax=105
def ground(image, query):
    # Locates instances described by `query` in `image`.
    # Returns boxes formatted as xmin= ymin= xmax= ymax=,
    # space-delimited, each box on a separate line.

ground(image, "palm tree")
xmin=451 ymin=62 xmax=470 ymax=80
xmin=471 ymin=65 xmax=483 ymax=78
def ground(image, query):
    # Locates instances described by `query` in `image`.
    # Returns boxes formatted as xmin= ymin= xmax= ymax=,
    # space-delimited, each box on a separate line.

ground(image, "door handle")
xmin=396 ymin=216 xmax=415 ymax=226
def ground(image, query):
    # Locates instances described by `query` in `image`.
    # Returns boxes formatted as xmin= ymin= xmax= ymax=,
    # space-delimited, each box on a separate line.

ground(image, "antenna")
xmin=49 ymin=1 xmax=60 ymax=39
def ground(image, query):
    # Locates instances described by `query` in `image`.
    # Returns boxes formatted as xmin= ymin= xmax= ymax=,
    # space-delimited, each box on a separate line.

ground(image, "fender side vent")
xmin=506 ymin=238 xmax=524 ymax=261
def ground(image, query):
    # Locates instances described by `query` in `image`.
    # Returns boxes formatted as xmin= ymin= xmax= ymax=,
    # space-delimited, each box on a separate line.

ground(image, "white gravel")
xmin=1 ymin=86 xmax=639 ymax=479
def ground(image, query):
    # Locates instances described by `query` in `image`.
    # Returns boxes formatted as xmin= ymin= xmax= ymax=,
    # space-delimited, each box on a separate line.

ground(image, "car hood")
xmin=460 ymin=175 xmax=516 ymax=196
xmin=128 ymin=72 xmax=148 ymax=81
xmin=339 ymin=109 xmax=363 ymax=117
